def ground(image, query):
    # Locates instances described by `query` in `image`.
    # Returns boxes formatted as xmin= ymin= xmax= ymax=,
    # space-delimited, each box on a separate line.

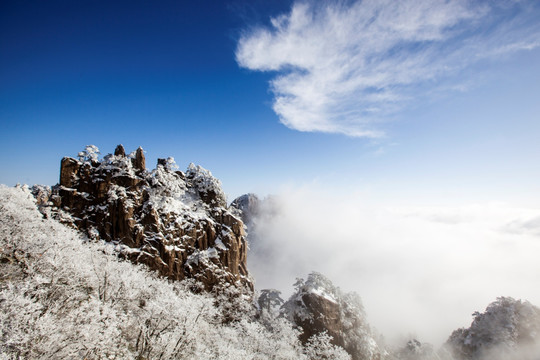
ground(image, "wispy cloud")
xmin=236 ymin=0 xmax=540 ymax=136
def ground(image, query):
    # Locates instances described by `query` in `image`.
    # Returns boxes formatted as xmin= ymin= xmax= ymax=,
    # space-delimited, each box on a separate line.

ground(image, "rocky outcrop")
xmin=282 ymin=272 xmax=386 ymax=360
xmin=230 ymin=193 xmax=261 ymax=225
xmin=39 ymin=145 xmax=251 ymax=290
xmin=133 ymin=146 xmax=145 ymax=172
xmin=59 ymin=157 xmax=80 ymax=188
xmin=114 ymin=144 xmax=126 ymax=157
xmin=445 ymin=297 xmax=540 ymax=360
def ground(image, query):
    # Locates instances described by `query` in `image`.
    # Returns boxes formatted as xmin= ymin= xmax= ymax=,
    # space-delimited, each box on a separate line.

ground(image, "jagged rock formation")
xmin=445 ymin=297 xmax=540 ymax=360
xmin=38 ymin=145 xmax=251 ymax=290
xmin=282 ymin=272 xmax=387 ymax=360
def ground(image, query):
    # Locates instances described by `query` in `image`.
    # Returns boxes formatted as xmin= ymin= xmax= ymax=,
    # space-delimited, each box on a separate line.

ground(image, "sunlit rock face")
xmin=281 ymin=272 xmax=387 ymax=360
xmin=445 ymin=297 xmax=540 ymax=360
xmin=38 ymin=145 xmax=251 ymax=290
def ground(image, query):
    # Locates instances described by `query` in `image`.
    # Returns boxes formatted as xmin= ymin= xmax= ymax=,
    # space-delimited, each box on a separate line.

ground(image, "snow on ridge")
xmin=145 ymin=161 xmax=220 ymax=222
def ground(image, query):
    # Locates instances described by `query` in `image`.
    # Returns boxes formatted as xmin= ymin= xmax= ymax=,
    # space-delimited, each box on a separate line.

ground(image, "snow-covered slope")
xmin=0 ymin=185 xmax=350 ymax=359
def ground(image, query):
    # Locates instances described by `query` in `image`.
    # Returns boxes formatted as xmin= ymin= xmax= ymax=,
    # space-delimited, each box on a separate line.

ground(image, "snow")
xmin=186 ymin=248 xmax=220 ymax=267
xmin=215 ymin=238 xmax=228 ymax=250
xmin=309 ymin=286 xmax=337 ymax=303
xmin=186 ymin=163 xmax=227 ymax=207
xmin=145 ymin=164 xmax=213 ymax=222
xmin=78 ymin=144 xmax=100 ymax=163
xmin=99 ymin=153 xmax=138 ymax=178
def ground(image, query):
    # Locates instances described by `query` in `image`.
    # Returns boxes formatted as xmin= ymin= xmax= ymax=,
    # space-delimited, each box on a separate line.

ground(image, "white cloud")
xmin=502 ymin=215 xmax=540 ymax=236
xmin=236 ymin=0 xmax=540 ymax=136
xmin=247 ymin=186 xmax=540 ymax=345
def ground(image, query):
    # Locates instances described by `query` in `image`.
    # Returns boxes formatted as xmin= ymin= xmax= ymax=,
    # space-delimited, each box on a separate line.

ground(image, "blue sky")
xmin=1 ymin=0 xmax=540 ymax=206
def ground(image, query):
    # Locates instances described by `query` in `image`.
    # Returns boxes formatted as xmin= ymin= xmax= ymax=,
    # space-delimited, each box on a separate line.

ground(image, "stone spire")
xmin=114 ymin=144 xmax=126 ymax=157
xmin=133 ymin=147 xmax=145 ymax=172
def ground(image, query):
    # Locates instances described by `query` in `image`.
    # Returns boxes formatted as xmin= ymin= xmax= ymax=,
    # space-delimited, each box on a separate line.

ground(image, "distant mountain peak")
xmin=230 ymin=193 xmax=261 ymax=225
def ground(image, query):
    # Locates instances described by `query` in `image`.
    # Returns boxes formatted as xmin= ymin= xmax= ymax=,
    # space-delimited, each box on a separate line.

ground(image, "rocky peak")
xmin=42 ymin=145 xmax=252 ymax=290
xmin=281 ymin=272 xmax=386 ymax=360
xmin=114 ymin=144 xmax=126 ymax=157
xmin=230 ymin=193 xmax=261 ymax=225
xmin=445 ymin=297 xmax=540 ymax=359
xmin=133 ymin=146 xmax=145 ymax=172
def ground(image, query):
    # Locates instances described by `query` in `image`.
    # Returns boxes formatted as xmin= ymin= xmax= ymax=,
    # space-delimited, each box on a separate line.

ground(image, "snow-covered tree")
xmin=163 ymin=156 xmax=179 ymax=171
xmin=77 ymin=144 xmax=100 ymax=163
xmin=258 ymin=289 xmax=284 ymax=317
xmin=304 ymin=332 xmax=352 ymax=360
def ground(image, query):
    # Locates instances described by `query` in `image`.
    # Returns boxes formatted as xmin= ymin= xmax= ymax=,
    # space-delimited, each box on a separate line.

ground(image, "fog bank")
xmin=247 ymin=185 xmax=540 ymax=345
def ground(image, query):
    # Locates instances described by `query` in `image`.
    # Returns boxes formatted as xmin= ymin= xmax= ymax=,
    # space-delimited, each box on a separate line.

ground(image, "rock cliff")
xmin=38 ymin=145 xmax=251 ymax=290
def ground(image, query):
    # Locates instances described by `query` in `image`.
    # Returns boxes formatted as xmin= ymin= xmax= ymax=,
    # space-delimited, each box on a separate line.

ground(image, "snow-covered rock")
xmin=282 ymin=272 xmax=388 ymax=360
xmin=230 ymin=193 xmax=261 ymax=226
xmin=37 ymin=145 xmax=251 ymax=290
xmin=445 ymin=296 xmax=540 ymax=359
